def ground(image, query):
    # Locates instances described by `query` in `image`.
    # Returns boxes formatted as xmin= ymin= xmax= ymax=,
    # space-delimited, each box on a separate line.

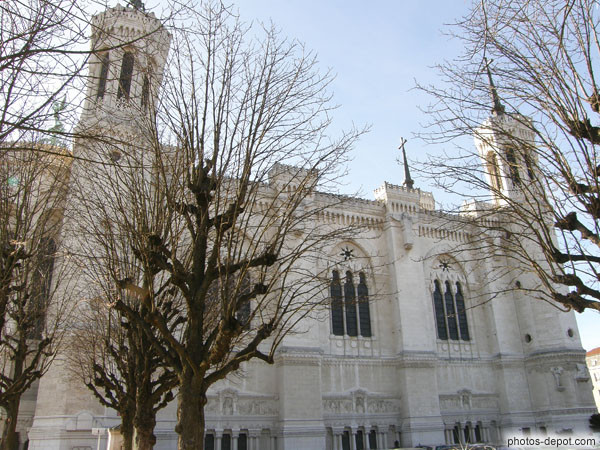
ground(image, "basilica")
xmin=16 ymin=3 xmax=597 ymax=450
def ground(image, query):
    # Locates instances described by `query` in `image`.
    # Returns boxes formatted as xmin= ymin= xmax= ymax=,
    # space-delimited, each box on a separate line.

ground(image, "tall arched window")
xmin=330 ymin=269 xmax=372 ymax=338
xmin=344 ymin=271 xmax=358 ymax=337
xmin=486 ymin=152 xmax=503 ymax=192
xmin=444 ymin=281 xmax=459 ymax=340
xmin=455 ymin=282 xmax=470 ymax=341
xmin=141 ymin=73 xmax=150 ymax=108
xmin=117 ymin=51 xmax=135 ymax=100
xmin=524 ymin=153 xmax=535 ymax=180
xmin=433 ymin=280 xmax=448 ymax=340
xmin=96 ymin=52 xmax=110 ymax=99
xmin=505 ymin=147 xmax=521 ymax=186
xmin=431 ymin=264 xmax=471 ymax=342
xmin=357 ymin=273 xmax=371 ymax=338
xmin=330 ymin=270 xmax=344 ymax=336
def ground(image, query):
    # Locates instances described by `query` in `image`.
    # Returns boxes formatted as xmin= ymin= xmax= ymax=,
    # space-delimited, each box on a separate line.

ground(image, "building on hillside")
xmin=586 ymin=348 xmax=600 ymax=412
xmin=14 ymin=3 xmax=597 ymax=450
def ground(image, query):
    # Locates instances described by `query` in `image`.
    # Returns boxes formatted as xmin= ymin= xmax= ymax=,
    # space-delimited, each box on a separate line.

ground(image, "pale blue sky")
xmin=229 ymin=0 xmax=600 ymax=351
xmin=137 ymin=0 xmax=600 ymax=350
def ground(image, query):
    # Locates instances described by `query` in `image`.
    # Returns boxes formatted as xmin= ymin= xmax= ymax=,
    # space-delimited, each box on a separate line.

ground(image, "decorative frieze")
xmin=439 ymin=390 xmax=499 ymax=412
xmin=322 ymin=389 xmax=400 ymax=415
xmin=205 ymin=389 xmax=279 ymax=417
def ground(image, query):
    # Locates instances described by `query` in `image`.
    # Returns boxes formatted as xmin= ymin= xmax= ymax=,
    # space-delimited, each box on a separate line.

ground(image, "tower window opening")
xmin=117 ymin=52 xmax=135 ymax=100
xmin=96 ymin=52 xmax=110 ymax=99
xmin=506 ymin=147 xmax=521 ymax=186
xmin=141 ymin=73 xmax=150 ymax=108
xmin=486 ymin=152 xmax=503 ymax=192
xmin=524 ymin=152 xmax=536 ymax=180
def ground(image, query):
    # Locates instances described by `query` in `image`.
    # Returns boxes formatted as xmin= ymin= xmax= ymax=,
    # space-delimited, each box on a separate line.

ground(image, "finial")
xmin=399 ymin=137 xmax=414 ymax=190
xmin=127 ymin=0 xmax=145 ymax=11
xmin=484 ymin=57 xmax=505 ymax=116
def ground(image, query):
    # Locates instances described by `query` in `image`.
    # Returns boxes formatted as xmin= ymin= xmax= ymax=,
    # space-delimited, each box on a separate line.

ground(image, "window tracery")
xmin=431 ymin=259 xmax=470 ymax=342
xmin=330 ymin=269 xmax=372 ymax=338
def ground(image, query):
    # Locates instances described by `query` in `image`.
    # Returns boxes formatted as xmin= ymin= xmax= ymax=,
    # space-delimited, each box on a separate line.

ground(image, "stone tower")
xmin=78 ymin=2 xmax=170 ymax=134
xmin=471 ymin=74 xmax=593 ymax=437
xmin=28 ymin=5 xmax=170 ymax=450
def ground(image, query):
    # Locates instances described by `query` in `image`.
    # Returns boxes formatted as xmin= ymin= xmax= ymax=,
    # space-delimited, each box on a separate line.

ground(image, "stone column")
xmin=232 ymin=432 xmax=238 ymax=450
xmin=377 ymin=431 xmax=387 ymax=448
xmin=350 ymin=428 xmax=357 ymax=450
xmin=215 ymin=430 xmax=223 ymax=450
xmin=270 ymin=435 xmax=277 ymax=450
xmin=249 ymin=431 xmax=259 ymax=450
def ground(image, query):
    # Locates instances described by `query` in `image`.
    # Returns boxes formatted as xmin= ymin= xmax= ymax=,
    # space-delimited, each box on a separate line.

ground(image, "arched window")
xmin=455 ymin=282 xmax=470 ymax=341
xmin=432 ymin=280 xmax=447 ymax=340
xmin=330 ymin=269 xmax=372 ymax=338
xmin=117 ymin=52 xmax=135 ymax=100
xmin=486 ymin=152 xmax=503 ymax=192
xmin=524 ymin=152 xmax=536 ymax=180
xmin=96 ymin=52 xmax=110 ymax=99
xmin=141 ymin=73 xmax=150 ymax=108
xmin=344 ymin=271 xmax=358 ymax=337
xmin=357 ymin=272 xmax=371 ymax=338
xmin=330 ymin=270 xmax=344 ymax=336
xmin=431 ymin=267 xmax=471 ymax=342
xmin=505 ymin=147 xmax=521 ymax=186
xmin=444 ymin=281 xmax=459 ymax=340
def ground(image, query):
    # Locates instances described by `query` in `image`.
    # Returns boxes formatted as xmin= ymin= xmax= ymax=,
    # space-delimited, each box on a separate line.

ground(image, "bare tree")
xmin=70 ymin=2 xmax=363 ymax=449
xmin=0 ymin=0 xmax=94 ymax=146
xmin=0 ymin=142 xmax=73 ymax=450
xmin=417 ymin=0 xmax=600 ymax=314
xmin=68 ymin=250 xmax=179 ymax=450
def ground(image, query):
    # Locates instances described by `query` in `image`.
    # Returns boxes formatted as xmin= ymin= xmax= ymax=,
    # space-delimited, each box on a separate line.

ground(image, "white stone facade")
xmin=586 ymin=348 xmax=600 ymax=412
xmin=18 ymin=4 xmax=597 ymax=450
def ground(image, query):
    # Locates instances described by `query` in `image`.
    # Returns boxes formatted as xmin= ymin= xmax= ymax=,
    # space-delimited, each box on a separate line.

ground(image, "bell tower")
xmin=78 ymin=1 xmax=170 ymax=132
xmin=473 ymin=62 xmax=539 ymax=206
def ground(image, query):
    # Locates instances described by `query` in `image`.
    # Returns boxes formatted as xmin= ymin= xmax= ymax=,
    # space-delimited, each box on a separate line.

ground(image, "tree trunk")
xmin=134 ymin=384 xmax=157 ymax=450
xmin=121 ymin=409 xmax=135 ymax=450
xmin=1 ymin=396 xmax=21 ymax=450
xmin=175 ymin=369 xmax=206 ymax=450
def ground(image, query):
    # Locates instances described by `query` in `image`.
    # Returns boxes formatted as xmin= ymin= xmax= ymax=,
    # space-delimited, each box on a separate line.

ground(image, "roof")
xmin=586 ymin=347 xmax=600 ymax=357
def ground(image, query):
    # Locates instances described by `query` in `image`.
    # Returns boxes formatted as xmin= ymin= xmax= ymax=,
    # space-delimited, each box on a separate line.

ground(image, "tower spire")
xmin=399 ymin=137 xmax=414 ymax=190
xmin=484 ymin=57 xmax=505 ymax=116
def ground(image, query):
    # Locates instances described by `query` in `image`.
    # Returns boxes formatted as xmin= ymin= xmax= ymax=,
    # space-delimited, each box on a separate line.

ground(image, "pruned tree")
xmin=68 ymin=248 xmax=180 ymax=450
xmin=0 ymin=142 xmax=73 ymax=450
xmin=70 ymin=2 xmax=363 ymax=449
xmin=417 ymin=0 xmax=600 ymax=314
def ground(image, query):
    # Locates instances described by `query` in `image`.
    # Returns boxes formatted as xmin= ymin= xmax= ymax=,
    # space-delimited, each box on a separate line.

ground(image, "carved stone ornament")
xmin=551 ymin=366 xmax=565 ymax=391
xmin=575 ymin=363 xmax=590 ymax=382
xmin=322 ymin=390 xmax=400 ymax=415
